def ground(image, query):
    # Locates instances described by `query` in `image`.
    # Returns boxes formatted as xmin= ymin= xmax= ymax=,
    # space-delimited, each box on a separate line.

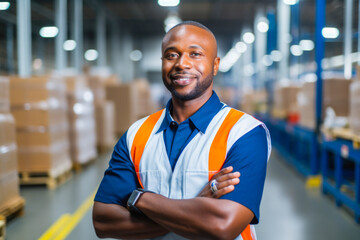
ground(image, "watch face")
xmin=127 ymin=190 xmax=142 ymax=208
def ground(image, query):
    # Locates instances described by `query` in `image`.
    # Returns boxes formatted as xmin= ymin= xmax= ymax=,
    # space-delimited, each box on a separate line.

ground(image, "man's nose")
xmin=175 ymin=54 xmax=192 ymax=69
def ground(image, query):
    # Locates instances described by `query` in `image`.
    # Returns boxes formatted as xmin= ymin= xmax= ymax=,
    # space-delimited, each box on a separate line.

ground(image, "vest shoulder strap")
xmin=208 ymin=108 xmax=244 ymax=180
xmin=131 ymin=109 xmax=164 ymax=188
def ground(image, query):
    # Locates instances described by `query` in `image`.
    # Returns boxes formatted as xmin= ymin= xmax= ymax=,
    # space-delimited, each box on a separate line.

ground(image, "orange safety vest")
xmin=131 ymin=108 xmax=254 ymax=240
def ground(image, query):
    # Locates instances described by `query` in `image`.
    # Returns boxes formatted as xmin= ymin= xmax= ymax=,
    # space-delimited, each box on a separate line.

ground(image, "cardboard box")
xmin=87 ymin=75 xmax=106 ymax=104
xmin=9 ymin=75 xmax=67 ymax=105
xmin=106 ymin=80 xmax=157 ymax=134
xmin=16 ymin=124 xmax=69 ymax=147
xmin=0 ymin=77 xmax=9 ymax=112
xmin=298 ymin=78 xmax=352 ymax=129
xmin=17 ymin=140 xmax=71 ymax=172
xmin=62 ymin=75 xmax=88 ymax=94
xmin=95 ymin=101 xmax=115 ymax=147
xmin=11 ymin=108 xmax=67 ymax=128
xmin=0 ymin=171 xmax=20 ymax=208
xmin=273 ymin=85 xmax=301 ymax=116
xmin=349 ymin=81 xmax=360 ymax=135
xmin=240 ymin=90 xmax=268 ymax=114
xmin=106 ymin=83 xmax=138 ymax=134
xmin=9 ymin=76 xmax=71 ymax=174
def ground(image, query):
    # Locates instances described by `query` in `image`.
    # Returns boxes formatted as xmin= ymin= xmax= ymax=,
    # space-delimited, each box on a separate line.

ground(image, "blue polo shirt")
xmin=95 ymin=91 xmax=269 ymax=224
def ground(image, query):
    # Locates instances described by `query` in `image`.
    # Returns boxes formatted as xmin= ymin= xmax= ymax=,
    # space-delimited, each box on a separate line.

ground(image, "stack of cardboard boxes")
xmin=106 ymin=79 xmax=158 ymax=135
xmin=63 ymin=74 xmax=97 ymax=166
xmin=240 ymin=90 xmax=268 ymax=114
xmin=214 ymin=86 xmax=238 ymax=107
xmin=9 ymin=76 xmax=72 ymax=176
xmin=87 ymin=74 xmax=115 ymax=150
xmin=272 ymin=84 xmax=301 ymax=119
xmin=349 ymin=80 xmax=360 ymax=135
xmin=298 ymin=78 xmax=352 ymax=129
xmin=0 ymin=77 xmax=23 ymax=212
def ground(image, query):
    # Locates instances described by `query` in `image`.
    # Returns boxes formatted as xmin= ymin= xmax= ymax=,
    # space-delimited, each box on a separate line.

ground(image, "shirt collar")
xmin=157 ymin=91 xmax=224 ymax=134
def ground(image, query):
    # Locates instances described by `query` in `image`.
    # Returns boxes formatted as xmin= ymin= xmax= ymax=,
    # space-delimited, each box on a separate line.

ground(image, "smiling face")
xmin=161 ymin=24 xmax=220 ymax=101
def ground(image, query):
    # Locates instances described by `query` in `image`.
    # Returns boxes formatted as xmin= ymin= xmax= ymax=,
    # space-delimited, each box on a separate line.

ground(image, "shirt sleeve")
xmin=94 ymin=131 xmax=139 ymax=207
xmin=220 ymin=125 xmax=269 ymax=224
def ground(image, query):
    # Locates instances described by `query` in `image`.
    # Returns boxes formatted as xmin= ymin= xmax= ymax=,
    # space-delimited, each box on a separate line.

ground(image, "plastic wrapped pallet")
xmin=298 ymin=78 xmax=352 ymax=130
xmin=0 ymin=113 xmax=19 ymax=206
xmin=349 ymin=81 xmax=360 ymax=135
xmin=272 ymin=84 xmax=301 ymax=119
xmin=9 ymin=75 xmax=72 ymax=174
xmin=63 ymin=75 xmax=97 ymax=165
xmin=106 ymin=79 xmax=158 ymax=135
xmin=0 ymin=77 xmax=23 ymax=210
xmin=95 ymin=101 xmax=115 ymax=150
xmin=240 ymin=90 xmax=268 ymax=114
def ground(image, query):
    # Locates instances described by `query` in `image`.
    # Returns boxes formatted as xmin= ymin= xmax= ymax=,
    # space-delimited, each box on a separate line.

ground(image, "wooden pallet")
xmin=0 ymin=215 xmax=5 ymax=240
xmin=0 ymin=196 xmax=25 ymax=221
xmin=323 ymin=127 xmax=360 ymax=149
xmin=19 ymin=168 xmax=72 ymax=189
xmin=73 ymin=157 xmax=96 ymax=172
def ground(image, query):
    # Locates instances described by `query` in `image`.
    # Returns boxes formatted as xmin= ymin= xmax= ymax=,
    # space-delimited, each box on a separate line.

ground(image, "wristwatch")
xmin=127 ymin=188 xmax=154 ymax=216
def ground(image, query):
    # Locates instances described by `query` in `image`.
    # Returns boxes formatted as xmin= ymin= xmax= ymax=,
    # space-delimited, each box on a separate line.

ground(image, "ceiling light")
xmin=262 ymin=55 xmax=273 ymax=67
xmin=322 ymin=27 xmax=340 ymax=39
xmin=129 ymin=50 xmax=143 ymax=62
xmin=63 ymin=40 xmax=76 ymax=51
xmin=164 ymin=15 xmax=182 ymax=32
xmin=244 ymin=64 xmax=255 ymax=77
xmin=257 ymin=18 xmax=269 ymax=33
xmin=299 ymin=39 xmax=314 ymax=51
xmin=0 ymin=2 xmax=10 ymax=10
xmin=235 ymin=42 xmax=247 ymax=53
xmin=283 ymin=0 xmax=298 ymax=5
xmin=290 ymin=45 xmax=303 ymax=56
xmin=158 ymin=0 xmax=180 ymax=7
xmin=219 ymin=48 xmax=241 ymax=72
xmin=84 ymin=49 xmax=98 ymax=61
xmin=270 ymin=50 xmax=282 ymax=62
xmin=243 ymin=32 xmax=255 ymax=44
xmin=39 ymin=26 xmax=59 ymax=38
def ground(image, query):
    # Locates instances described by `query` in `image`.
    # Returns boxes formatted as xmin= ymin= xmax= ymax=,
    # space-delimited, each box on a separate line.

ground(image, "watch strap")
xmin=127 ymin=188 xmax=155 ymax=216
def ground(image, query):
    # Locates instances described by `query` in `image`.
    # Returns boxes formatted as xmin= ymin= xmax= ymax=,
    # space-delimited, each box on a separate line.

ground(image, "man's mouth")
xmin=170 ymin=74 xmax=197 ymax=86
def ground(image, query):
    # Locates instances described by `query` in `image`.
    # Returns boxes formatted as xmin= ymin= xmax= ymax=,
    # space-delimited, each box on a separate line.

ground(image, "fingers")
xmin=212 ymin=185 xmax=235 ymax=198
xmin=210 ymin=167 xmax=240 ymax=198
xmin=211 ymin=166 xmax=234 ymax=180
xmin=217 ymin=171 xmax=240 ymax=183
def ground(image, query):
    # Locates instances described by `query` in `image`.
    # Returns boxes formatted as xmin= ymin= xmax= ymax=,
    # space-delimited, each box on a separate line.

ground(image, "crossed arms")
xmin=93 ymin=167 xmax=254 ymax=240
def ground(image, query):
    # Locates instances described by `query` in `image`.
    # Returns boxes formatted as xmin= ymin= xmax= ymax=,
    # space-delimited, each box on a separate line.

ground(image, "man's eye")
xmin=191 ymin=52 xmax=202 ymax=57
xmin=166 ymin=53 xmax=178 ymax=59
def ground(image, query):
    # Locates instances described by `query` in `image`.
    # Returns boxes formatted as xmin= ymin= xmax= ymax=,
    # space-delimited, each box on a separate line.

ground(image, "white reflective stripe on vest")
xmin=127 ymin=106 xmax=270 ymax=240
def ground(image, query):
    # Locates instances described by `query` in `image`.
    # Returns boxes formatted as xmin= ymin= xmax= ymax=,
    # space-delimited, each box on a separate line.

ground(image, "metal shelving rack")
xmin=321 ymin=138 xmax=360 ymax=223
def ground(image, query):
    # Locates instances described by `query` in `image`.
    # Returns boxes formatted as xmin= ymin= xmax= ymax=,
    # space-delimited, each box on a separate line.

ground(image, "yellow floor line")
xmin=38 ymin=190 xmax=96 ymax=240
xmin=38 ymin=214 xmax=71 ymax=240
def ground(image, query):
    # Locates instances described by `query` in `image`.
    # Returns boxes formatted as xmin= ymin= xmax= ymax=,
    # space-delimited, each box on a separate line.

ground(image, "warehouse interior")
xmin=1 ymin=0 xmax=360 ymax=239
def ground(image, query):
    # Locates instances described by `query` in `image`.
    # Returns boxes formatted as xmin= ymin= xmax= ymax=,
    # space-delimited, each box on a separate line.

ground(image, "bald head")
xmin=162 ymin=21 xmax=218 ymax=58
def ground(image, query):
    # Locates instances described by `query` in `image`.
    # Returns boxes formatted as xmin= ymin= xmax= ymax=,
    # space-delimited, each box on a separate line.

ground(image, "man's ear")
xmin=213 ymin=57 xmax=220 ymax=76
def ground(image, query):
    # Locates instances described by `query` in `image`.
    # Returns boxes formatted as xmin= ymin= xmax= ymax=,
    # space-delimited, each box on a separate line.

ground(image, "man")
xmin=93 ymin=21 xmax=271 ymax=240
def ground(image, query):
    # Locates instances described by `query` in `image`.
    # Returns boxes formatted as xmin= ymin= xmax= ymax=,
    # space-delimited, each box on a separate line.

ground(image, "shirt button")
xmin=171 ymin=121 xmax=176 ymax=126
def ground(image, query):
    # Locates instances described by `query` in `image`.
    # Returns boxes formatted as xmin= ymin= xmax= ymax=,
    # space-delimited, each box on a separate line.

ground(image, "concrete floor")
xmin=6 ymin=149 xmax=360 ymax=240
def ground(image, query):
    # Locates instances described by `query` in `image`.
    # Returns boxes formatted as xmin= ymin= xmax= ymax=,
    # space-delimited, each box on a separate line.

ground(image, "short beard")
xmin=164 ymin=72 xmax=214 ymax=101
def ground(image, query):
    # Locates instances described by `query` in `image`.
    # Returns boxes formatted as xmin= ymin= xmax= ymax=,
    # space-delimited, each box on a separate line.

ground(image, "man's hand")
xmin=197 ymin=166 xmax=240 ymax=199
